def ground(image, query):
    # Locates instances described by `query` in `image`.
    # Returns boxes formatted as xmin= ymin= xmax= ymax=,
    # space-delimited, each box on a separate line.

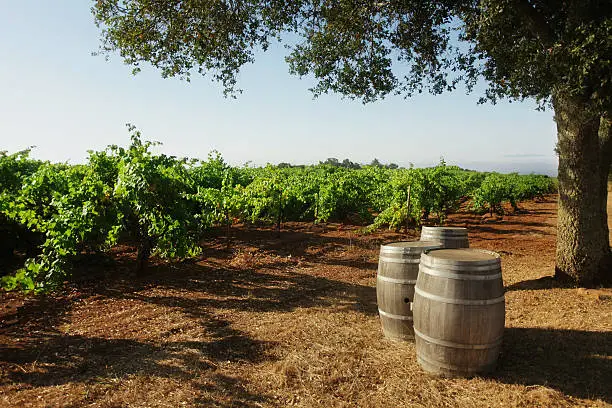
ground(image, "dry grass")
xmin=0 ymin=195 xmax=611 ymax=407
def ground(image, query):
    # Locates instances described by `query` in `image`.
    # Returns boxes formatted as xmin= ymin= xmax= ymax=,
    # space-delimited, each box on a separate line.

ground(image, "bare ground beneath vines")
xmin=0 ymin=192 xmax=611 ymax=408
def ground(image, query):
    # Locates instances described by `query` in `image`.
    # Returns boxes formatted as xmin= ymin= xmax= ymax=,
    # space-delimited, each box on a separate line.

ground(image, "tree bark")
xmin=553 ymin=94 xmax=611 ymax=286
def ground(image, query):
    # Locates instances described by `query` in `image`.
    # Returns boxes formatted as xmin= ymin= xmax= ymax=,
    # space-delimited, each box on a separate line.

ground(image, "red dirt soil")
xmin=0 ymin=193 xmax=610 ymax=407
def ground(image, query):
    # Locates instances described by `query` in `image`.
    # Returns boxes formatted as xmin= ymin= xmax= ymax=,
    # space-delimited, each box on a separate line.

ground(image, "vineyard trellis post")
xmin=405 ymin=184 xmax=411 ymax=234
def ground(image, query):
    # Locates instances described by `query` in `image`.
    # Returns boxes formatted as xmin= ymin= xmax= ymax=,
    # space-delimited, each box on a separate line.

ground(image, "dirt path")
xmin=0 ymin=196 xmax=610 ymax=407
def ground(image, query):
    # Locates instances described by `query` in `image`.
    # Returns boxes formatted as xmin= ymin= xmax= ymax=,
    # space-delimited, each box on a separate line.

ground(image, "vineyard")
xmin=0 ymin=179 xmax=609 ymax=408
xmin=2 ymin=132 xmax=611 ymax=408
xmin=2 ymin=0 xmax=610 ymax=405
xmin=0 ymin=129 xmax=555 ymax=292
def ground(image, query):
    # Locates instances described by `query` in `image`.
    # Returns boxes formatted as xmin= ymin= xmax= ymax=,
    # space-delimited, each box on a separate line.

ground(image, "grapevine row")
xmin=0 ymin=131 xmax=556 ymax=291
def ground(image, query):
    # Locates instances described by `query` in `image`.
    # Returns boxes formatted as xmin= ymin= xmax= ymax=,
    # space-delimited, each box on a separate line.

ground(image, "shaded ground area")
xmin=0 ymin=194 xmax=611 ymax=407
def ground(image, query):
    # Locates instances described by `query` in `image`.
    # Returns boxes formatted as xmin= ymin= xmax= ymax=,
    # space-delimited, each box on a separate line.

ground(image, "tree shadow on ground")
xmin=0 ymin=292 xmax=73 ymax=333
xmin=0 ymin=243 xmax=379 ymax=406
xmin=496 ymin=327 xmax=612 ymax=402
xmin=209 ymin=222 xmax=414 ymax=256
xmin=0 ymin=294 xmax=275 ymax=407
xmin=64 ymin=228 xmax=380 ymax=325
xmin=198 ymin=225 xmax=414 ymax=276
xmin=195 ymin=372 xmax=271 ymax=407
xmin=465 ymin=225 xmax=553 ymax=237
xmin=97 ymin=258 xmax=379 ymax=317
xmin=504 ymin=276 xmax=569 ymax=291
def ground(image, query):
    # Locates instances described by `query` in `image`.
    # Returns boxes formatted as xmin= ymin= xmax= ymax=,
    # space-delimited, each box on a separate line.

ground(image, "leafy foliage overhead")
xmin=93 ymin=1 xmax=611 ymax=111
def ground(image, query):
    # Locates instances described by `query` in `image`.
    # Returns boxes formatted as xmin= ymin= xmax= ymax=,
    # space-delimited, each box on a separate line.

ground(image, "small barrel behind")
xmin=376 ymin=241 xmax=442 ymax=341
xmin=413 ymin=248 xmax=505 ymax=376
xmin=420 ymin=226 xmax=469 ymax=249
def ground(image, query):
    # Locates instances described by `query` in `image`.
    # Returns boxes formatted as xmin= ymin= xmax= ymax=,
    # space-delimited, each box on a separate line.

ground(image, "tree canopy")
xmin=94 ymin=0 xmax=611 ymax=112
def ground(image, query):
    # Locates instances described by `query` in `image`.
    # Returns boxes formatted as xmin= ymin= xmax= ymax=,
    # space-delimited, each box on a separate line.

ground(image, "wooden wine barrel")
xmin=376 ymin=241 xmax=442 ymax=341
xmin=413 ymin=248 xmax=505 ymax=377
xmin=420 ymin=226 xmax=469 ymax=249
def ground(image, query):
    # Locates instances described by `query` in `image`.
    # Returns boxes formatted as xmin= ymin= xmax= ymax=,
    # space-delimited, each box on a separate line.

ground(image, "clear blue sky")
xmin=0 ymin=1 xmax=558 ymax=174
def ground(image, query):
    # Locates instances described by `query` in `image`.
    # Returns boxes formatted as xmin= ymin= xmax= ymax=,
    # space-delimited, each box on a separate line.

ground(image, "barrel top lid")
xmin=384 ymin=241 xmax=441 ymax=248
xmin=425 ymin=248 xmax=500 ymax=262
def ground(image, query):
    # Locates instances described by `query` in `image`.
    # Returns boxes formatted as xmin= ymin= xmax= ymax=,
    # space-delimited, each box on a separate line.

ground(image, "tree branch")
xmin=512 ymin=0 xmax=553 ymax=46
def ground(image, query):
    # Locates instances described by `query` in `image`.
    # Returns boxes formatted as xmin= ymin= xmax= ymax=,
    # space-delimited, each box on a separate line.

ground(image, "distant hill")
xmin=452 ymin=160 xmax=558 ymax=176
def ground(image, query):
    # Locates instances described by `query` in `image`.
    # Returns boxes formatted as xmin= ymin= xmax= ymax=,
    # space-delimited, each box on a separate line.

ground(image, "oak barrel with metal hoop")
xmin=376 ymin=241 xmax=442 ymax=341
xmin=420 ymin=226 xmax=469 ymax=249
xmin=413 ymin=248 xmax=505 ymax=376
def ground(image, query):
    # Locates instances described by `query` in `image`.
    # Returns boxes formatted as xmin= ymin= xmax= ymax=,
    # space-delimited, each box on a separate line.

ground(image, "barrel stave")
xmin=413 ymin=297 xmax=505 ymax=347
xmin=416 ymin=340 xmax=499 ymax=376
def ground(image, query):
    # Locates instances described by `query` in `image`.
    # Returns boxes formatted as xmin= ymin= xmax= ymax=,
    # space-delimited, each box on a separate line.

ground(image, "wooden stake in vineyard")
xmin=405 ymin=184 xmax=411 ymax=234
xmin=225 ymin=208 xmax=231 ymax=249
xmin=276 ymin=189 xmax=283 ymax=238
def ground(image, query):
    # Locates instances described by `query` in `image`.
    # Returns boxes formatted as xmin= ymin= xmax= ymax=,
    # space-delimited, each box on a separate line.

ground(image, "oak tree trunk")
xmin=553 ymin=94 xmax=611 ymax=286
